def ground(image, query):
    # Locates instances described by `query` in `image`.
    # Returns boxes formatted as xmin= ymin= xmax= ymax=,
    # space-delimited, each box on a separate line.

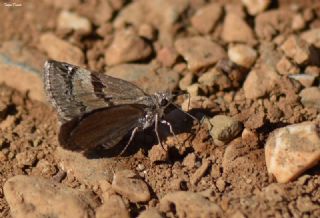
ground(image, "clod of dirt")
xmin=112 ymin=170 xmax=151 ymax=203
xmin=105 ymin=29 xmax=152 ymax=66
xmin=39 ymin=32 xmax=84 ymax=66
xmin=4 ymin=175 xmax=98 ymax=218
xmin=265 ymin=121 xmax=320 ymax=183
xmin=96 ymin=194 xmax=130 ymax=218
xmin=159 ymin=191 xmax=222 ymax=218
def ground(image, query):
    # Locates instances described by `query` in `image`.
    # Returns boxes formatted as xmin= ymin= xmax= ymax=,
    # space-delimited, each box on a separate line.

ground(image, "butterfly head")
xmin=153 ymin=90 xmax=173 ymax=109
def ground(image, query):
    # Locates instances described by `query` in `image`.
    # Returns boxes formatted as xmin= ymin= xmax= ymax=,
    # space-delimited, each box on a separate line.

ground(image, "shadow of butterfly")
xmin=43 ymin=60 xmax=175 ymax=154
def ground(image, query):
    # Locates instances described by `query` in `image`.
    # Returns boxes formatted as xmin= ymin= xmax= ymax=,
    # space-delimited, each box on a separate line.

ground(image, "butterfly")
xmin=43 ymin=60 xmax=177 ymax=154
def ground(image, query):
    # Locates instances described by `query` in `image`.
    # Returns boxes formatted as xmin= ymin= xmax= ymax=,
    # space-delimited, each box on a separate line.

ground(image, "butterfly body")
xmin=43 ymin=60 xmax=173 ymax=151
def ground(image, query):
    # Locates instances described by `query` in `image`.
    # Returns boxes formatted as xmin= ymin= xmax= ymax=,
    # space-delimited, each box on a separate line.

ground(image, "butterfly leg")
xmin=155 ymin=114 xmax=166 ymax=150
xmin=119 ymin=126 xmax=139 ymax=156
xmin=160 ymin=120 xmax=179 ymax=144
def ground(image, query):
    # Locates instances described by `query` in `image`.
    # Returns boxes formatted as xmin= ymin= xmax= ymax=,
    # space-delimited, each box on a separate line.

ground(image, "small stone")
xmin=112 ymin=170 xmax=150 ymax=203
xmin=305 ymin=66 xmax=320 ymax=76
xmin=190 ymin=159 xmax=211 ymax=185
xmin=228 ymin=44 xmax=257 ymax=68
xmin=289 ymin=74 xmax=316 ymax=87
xmin=221 ymin=13 xmax=256 ymax=44
xmin=276 ymin=56 xmax=300 ymax=75
xmin=181 ymin=96 xmax=215 ymax=111
xmin=198 ymin=68 xmax=231 ymax=90
xmin=156 ymin=47 xmax=178 ymax=67
xmin=96 ymin=194 xmax=130 ymax=218
xmin=301 ymin=28 xmax=320 ymax=48
xmin=105 ymin=29 xmax=152 ymax=65
xmin=4 ymin=175 xmax=97 ymax=218
xmin=206 ymin=115 xmax=243 ymax=142
xmin=57 ymin=10 xmax=92 ymax=34
xmin=15 ymin=151 xmax=37 ymax=168
xmin=265 ymin=122 xmax=320 ymax=183
xmin=138 ymin=23 xmax=156 ymax=40
xmin=55 ymin=147 xmax=118 ymax=186
xmin=92 ymin=0 xmax=114 ymax=25
xmin=291 ymin=14 xmax=306 ymax=31
xmin=36 ymin=159 xmax=57 ymax=176
xmin=179 ymin=73 xmax=193 ymax=91
xmin=186 ymin=84 xmax=200 ymax=97
xmin=160 ymin=191 xmax=222 ymax=217
xmin=280 ymin=35 xmax=313 ymax=65
xmin=242 ymin=0 xmax=271 ymax=15
xmin=243 ymin=65 xmax=280 ymax=99
xmin=39 ymin=32 xmax=84 ymax=66
xmin=182 ymin=153 xmax=196 ymax=169
xmin=216 ymin=177 xmax=226 ymax=192
xmin=299 ymin=87 xmax=320 ymax=109
xmin=175 ymin=37 xmax=226 ymax=72
xmin=138 ymin=208 xmax=163 ymax=218
xmin=148 ymin=144 xmax=168 ymax=163
xmin=190 ymin=3 xmax=222 ymax=34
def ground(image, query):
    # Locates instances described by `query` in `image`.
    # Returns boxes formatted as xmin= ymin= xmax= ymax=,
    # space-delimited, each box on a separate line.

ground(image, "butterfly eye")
xmin=160 ymin=98 xmax=168 ymax=107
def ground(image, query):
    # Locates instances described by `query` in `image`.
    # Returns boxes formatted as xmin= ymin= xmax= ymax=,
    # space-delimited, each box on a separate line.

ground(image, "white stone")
xmin=242 ymin=0 xmax=271 ymax=15
xmin=265 ymin=122 xmax=320 ymax=183
xmin=57 ymin=10 xmax=92 ymax=34
xmin=228 ymin=44 xmax=257 ymax=68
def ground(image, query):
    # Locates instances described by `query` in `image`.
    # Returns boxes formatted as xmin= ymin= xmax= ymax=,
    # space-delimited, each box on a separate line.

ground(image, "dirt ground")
xmin=0 ymin=0 xmax=320 ymax=217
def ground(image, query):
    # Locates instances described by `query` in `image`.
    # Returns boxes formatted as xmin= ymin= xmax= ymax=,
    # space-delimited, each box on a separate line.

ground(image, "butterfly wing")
xmin=59 ymin=104 xmax=145 ymax=150
xmin=43 ymin=60 xmax=148 ymax=122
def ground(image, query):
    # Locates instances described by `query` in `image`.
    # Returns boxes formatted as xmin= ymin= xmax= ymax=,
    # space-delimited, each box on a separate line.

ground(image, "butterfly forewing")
xmin=44 ymin=60 xmax=148 ymax=122
xmin=59 ymin=105 xmax=145 ymax=150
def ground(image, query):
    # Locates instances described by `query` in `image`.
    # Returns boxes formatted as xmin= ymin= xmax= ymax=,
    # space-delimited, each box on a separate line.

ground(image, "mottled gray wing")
xmin=59 ymin=104 xmax=145 ymax=151
xmin=43 ymin=60 xmax=148 ymax=122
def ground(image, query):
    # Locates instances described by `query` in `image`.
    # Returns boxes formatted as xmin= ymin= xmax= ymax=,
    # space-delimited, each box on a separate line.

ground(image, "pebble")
xmin=181 ymin=96 xmax=215 ymax=111
xmin=138 ymin=23 xmax=156 ymax=40
xmin=160 ymin=191 xmax=222 ymax=217
xmin=92 ymin=0 xmax=114 ymax=25
xmin=301 ymin=28 xmax=320 ymax=48
xmin=182 ymin=153 xmax=196 ymax=169
xmin=137 ymin=208 xmax=163 ymax=218
xmin=39 ymin=32 xmax=84 ymax=66
xmin=156 ymin=46 xmax=178 ymax=67
xmin=299 ymin=87 xmax=320 ymax=110
xmin=280 ymin=35 xmax=312 ymax=65
xmin=4 ymin=175 xmax=97 ymax=218
xmin=148 ymin=143 xmax=168 ymax=163
xmin=57 ymin=10 xmax=92 ymax=34
xmin=243 ymin=65 xmax=280 ymax=99
xmin=292 ymin=14 xmax=306 ymax=31
xmin=96 ymin=194 xmax=130 ymax=218
xmin=228 ymin=44 xmax=257 ymax=68
xmin=190 ymin=159 xmax=211 ymax=185
xmin=55 ymin=147 xmax=117 ymax=186
xmin=289 ymin=74 xmax=316 ymax=87
xmin=216 ymin=177 xmax=226 ymax=192
xmin=221 ymin=13 xmax=256 ymax=44
xmin=112 ymin=170 xmax=151 ymax=203
xmin=204 ymin=115 xmax=243 ymax=142
xmin=105 ymin=29 xmax=152 ymax=65
xmin=179 ymin=73 xmax=194 ymax=91
xmin=242 ymin=0 xmax=271 ymax=15
xmin=190 ymin=3 xmax=222 ymax=34
xmin=198 ymin=68 xmax=231 ymax=90
xmin=186 ymin=84 xmax=200 ymax=97
xmin=276 ymin=56 xmax=300 ymax=75
xmin=106 ymin=64 xmax=179 ymax=94
xmin=175 ymin=37 xmax=226 ymax=72
xmin=265 ymin=122 xmax=320 ymax=183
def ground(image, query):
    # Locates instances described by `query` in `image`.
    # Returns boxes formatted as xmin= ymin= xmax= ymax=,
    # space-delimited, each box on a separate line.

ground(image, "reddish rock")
xmin=175 ymin=37 xmax=226 ymax=72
